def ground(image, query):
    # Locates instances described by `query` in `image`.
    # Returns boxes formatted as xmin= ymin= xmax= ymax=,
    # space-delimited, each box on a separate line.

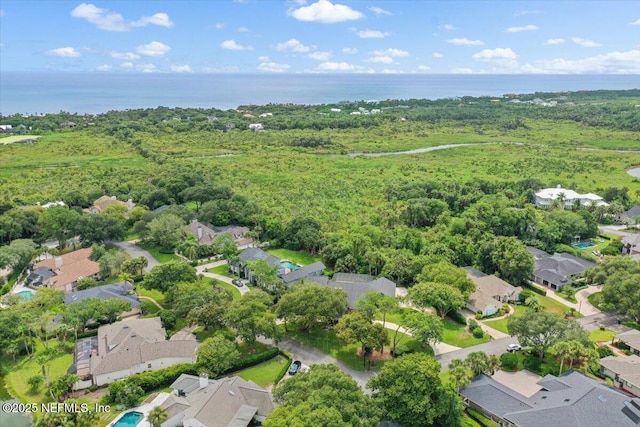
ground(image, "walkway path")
xmin=138 ymin=295 xmax=164 ymax=310
xmin=196 ymin=260 xmax=250 ymax=295
xmin=545 ymin=285 xmax=601 ymax=316
xmin=108 ymin=240 xmax=159 ymax=272
xmin=373 ymin=320 xmax=461 ymax=356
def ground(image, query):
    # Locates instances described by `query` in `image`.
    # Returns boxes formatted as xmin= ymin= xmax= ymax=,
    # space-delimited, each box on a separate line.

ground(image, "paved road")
xmin=108 ymin=240 xmax=159 ymax=272
xmin=436 ymin=336 xmax=516 ymax=371
xmin=598 ymin=225 xmax=636 ymax=238
xmin=578 ymin=311 xmax=630 ymax=333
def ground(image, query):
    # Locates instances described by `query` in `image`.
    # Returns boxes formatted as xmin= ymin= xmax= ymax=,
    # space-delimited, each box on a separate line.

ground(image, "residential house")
xmin=18 ymin=200 xmax=65 ymax=210
xmin=622 ymin=234 xmax=640 ymax=260
xmin=526 ymin=247 xmax=595 ymax=291
xmin=60 ymin=121 xmax=76 ymax=129
xmin=161 ymin=373 xmax=275 ymax=427
xmin=63 ymin=281 xmax=140 ymax=317
xmin=0 ymin=124 xmax=13 ymax=133
xmin=249 ymin=123 xmax=264 ymax=131
xmin=600 ymin=355 xmax=640 ymax=397
xmin=87 ymin=195 xmax=135 ymax=215
xmin=307 ymin=273 xmax=396 ymax=309
xmin=534 ymin=185 xmax=608 ymax=209
xmin=185 ymin=220 xmax=253 ymax=247
xmin=464 ymin=267 xmax=522 ymax=317
xmin=231 ymin=247 xmax=282 ymax=281
xmin=280 ymin=261 xmax=326 ymax=287
xmin=185 ymin=220 xmax=219 ymax=246
xmin=30 ymin=248 xmax=100 ymax=292
xmin=618 ymin=330 xmax=640 ymax=356
xmin=620 ymin=205 xmax=640 ymax=225
xmin=459 ymin=370 xmax=640 ymax=427
xmin=71 ymin=317 xmax=197 ymax=389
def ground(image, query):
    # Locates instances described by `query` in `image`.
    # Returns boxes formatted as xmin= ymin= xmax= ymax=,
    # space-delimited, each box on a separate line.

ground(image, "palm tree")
xmin=448 ymin=359 xmax=474 ymax=392
xmin=147 ymin=406 xmax=168 ymax=427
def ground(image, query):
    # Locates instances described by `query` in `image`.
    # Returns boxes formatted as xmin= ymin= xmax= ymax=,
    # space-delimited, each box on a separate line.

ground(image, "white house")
xmin=249 ymin=123 xmax=264 ymax=132
xmin=534 ymin=185 xmax=608 ymax=209
xmin=72 ymin=317 xmax=197 ymax=388
xmin=600 ymin=354 xmax=640 ymax=397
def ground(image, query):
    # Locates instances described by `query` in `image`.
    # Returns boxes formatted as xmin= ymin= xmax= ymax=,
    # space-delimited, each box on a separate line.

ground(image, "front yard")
xmin=266 ymin=249 xmax=322 ymax=266
xmin=137 ymin=242 xmax=180 ymax=263
xmin=236 ymin=355 xmax=288 ymax=387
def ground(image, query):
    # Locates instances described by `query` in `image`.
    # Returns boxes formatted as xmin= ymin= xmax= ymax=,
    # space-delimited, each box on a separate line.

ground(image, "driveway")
xmin=197 ymin=261 xmax=250 ymax=295
xmin=598 ymin=225 xmax=637 ymax=238
xmin=544 ymin=285 xmax=602 ymax=316
xmin=108 ymin=240 xmax=159 ymax=272
xmin=261 ymin=336 xmax=376 ymax=392
xmin=436 ymin=336 xmax=516 ymax=371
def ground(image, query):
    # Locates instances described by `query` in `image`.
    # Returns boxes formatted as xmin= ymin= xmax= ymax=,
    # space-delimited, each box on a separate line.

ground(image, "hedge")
xmin=229 ymin=347 xmax=279 ymax=372
xmin=274 ymin=350 xmax=293 ymax=385
xmin=77 ymin=329 xmax=99 ymax=339
xmin=465 ymin=408 xmax=500 ymax=427
xmin=448 ymin=310 xmax=467 ymax=326
xmin=522 ymin=281 xmax=547 ymax=296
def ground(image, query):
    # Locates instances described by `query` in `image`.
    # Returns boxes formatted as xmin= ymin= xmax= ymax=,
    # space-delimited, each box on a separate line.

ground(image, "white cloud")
xmin=358 ymin=30 xmax=390 ymax=38
xmin=631 ymin=18 xmax=640 ymax=25
xmin=472 ymin=48 xmax=517 ymax=60
xmin=215 ymin=23 xmax=225 ymax=29
xmin=257 ymin=62 xmax=290 ymax=72
xmin=45 ymin=47 xmax=81 ymax=57
xmin=136 ymin=41 xmax=171 ymax=57
xmin=203 ymin=66 xmax=239 ymax=73
xmin=369 ymin=6 xmax=392 ymax=16
xmin=450 ymin=67 xmax=473 ymax=73
xmin=111 ymin=51 xmax=140 ymax=60
xmin=307 ymin=51 xmax=332 ymax=60
xmin=171 ymin=64 xmax=192 ymax=73
xmin=447 ymin=37 xmax=484 ymax=46
xmin=137 ymin=63 xmax=157 ymax=73
xmin=288 ymin=0 xmax=364 ymax=24
xmin=514 ymin=10 xmax=542 ymax=16
xmin=258 ymin=55 xmax=270 ymax=61
xmin=220 ymin=40 xmax=253 ymax=51
xmin=342 ymin=47 xmax=358 ymax=54
xmin=525 ymin=50 xmax=640 ymax=74
xmin=418 ymin=65 xmax=431 ymax=71
xmin=71 ymin=3 xmax=173 ymax=32
xmin=382 ymin=69 xmax=402 ymax=74
xmin=572 ymin=37 xmax=602 ymax=47
xmin=439 ymin=24 xmax=456 ymax=30
xmin=317 ymin=61 xmax=355 ymax=71
xmin=506 ymin=25 xmax=538 ymax=33
xmin=369 ymin=55 xmax=394 ymax=64
xmin=96 ymin=64 xmax=111 ymax=71
xmin=237 ymin=27 xmax=250 ymax=32
xmin=276 ymin=38 xmax=314 ymax=53
xmin=120 ymin=62 xmax=134 ymax=69
xmin=371 ymin=48 xmax=409 ymax=57
xmin=433 ymin=52 xmax=444 ymax=58
xmin=544 ymin=38 xmax=565 ymax=45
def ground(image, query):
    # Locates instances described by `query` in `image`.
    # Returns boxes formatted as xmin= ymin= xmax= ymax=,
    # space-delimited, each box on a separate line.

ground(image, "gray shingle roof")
xmin=527 ymin=246 xmax=552 ymax=260
xmin=460 ymin=371 xmax=640 ymax=427
xmin=280 ymin=262 xmax=326 ymax=285
xmin=63 ymin=282 xmax=139 ymax=308
xmin=624 ymin=205 xmax=640 ymax=219
xmin=309 ymin=273 xmax=395 ymax=308
xmin=532 ymin=252 xmax=595 ymax=286
xmin=619 ymin=330 xmax=640 ymax=351
xmin=238 ymin=247 xmax=280 ymax=267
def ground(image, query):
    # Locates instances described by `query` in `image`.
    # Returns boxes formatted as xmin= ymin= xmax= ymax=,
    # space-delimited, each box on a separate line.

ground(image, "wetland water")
xmin=628 ymin=167 xmax=640 ymax=178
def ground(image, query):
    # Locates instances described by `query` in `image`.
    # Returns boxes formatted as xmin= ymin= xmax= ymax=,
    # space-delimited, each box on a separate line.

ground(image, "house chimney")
xmin=54 ymin=257 xmax=63 ymax=269
xmin=199 ymin=373 xmax=209 ymax=389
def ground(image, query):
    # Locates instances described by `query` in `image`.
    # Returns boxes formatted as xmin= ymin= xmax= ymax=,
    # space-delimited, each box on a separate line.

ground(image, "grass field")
xmin=236 ymin=355 xmax=287 ymax=387
xmin=484 ymin=296 xmax=578 ymax=334
xmin=136 ymin=287 xmax=166 ymax=304
xmin=208 ymin=264 xmax=235 ymax=278
xmin=137 ymin=242 xmax=180 ymax=263
xmin=441 ymin=319 xmax=491 ymax=348
xmin=266 ymin=249 xmax=322 ymax=266
xmin=214 ymin=280 xmax=242 ymax=300
xmin=589 ymin=328 xmax=617 ymax=343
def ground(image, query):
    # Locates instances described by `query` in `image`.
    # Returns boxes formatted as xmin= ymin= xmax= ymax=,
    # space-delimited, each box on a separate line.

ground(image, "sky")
xmin=0 ymin=0 xmax=639 ymax=74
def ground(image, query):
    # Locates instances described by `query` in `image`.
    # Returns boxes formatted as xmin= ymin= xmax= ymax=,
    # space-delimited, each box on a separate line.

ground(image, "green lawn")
xmin=208 ymin=264 xmax=235 ymax=278
xmin=589 ymin=328 xmax=617 ymax=343
xmin=136 ymin=287 xmax=166 ymax=304
xmin=441 ymin=319 xmax=491 ymax=348
xmin=374 ymin=307 xmax=417 ymax=326
xmin=588 ymin=292 xmax=604 ymax=310
xmin=485 ymin=296 xmax=580 ymax=335
xmin=214 ymin=280 xmax=242 ymax=300
xmin=236 ymin=355 xmax=287 ymax=387
xmin=0 ymin=135 xmax=40 ymax=144
xmin=266 ymin=248 xmax=322 ymax=266
xmin=137 ymin=242 xmax=180 ymax=263
xmin=3 ymin=340 xmax=73 ymax=404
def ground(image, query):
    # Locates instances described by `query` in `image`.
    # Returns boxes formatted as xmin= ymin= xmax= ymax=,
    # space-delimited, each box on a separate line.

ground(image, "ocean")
xmin=0 ymin=72 xmax=638 ymax=115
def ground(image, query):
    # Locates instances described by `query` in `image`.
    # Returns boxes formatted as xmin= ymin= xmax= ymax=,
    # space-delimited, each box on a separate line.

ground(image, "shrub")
xmin=159 ymin=310 xmax=177 ymax=329
xmin=522 ymin=281 xmax=547 ymax=296
xmin=275 ymin=351 xmax=293 ymax=385
xmin=500 ymin=353 xmax=518 ymax=370
xmin=468 ymin=318 xmax=479 ymax=331
xmin=77 ymin=329 xmax=99 ymax=339
xmin=519 ymin=290 xmax=533 ymax=302
xmin=597 ymin=346 xmax=614 ymax=358
xmin=229 ymin=348 xmax=279 ymax=371
xmin=472 ymin=327 xmax=485 ymax=338
xmin=448 ymin=310 xmax=467 ymax=326
xmin=523 ymin=356 xmax=542 ymax=373
xmin=475 ymin=311 xmax=484 ymax=320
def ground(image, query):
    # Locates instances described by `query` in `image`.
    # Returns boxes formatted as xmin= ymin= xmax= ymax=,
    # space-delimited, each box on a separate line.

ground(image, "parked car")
xmin=231 ymin=279 xmax=243 ymax=287
xmin=507 ymin=344 xmax=522 ymax=352
xmin=288 ymin=360 xmax=302 ymax=375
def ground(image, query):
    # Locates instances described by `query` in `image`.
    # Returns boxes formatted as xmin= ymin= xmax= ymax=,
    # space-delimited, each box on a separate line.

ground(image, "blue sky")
xmin=1 ymin=0 xmax=639 ymax=74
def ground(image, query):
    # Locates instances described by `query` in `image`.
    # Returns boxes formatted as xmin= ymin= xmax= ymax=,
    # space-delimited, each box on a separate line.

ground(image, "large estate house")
xmin=464 ymin=267 xmax=522 ymax=317
xmin=28 ymin=248 xmax=100 ymax=292
xmin=71 ymin=317 xmax=197 ymax=389
xmin=307 ymin=273 xmax=396 ymax=309
xmin=184 ymin=220 xmax=253 ymax=247
xmin=231 ymin=247 xmax=325 ymax=286
xmin=534 ymin=185 xmax=608 ymax=209
xmin=527 ymin=247 xmax=595 ymax=291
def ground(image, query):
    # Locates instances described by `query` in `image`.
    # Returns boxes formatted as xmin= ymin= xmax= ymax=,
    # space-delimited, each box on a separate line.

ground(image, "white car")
xmin=507 ymin=344 xmax=522 ymax=352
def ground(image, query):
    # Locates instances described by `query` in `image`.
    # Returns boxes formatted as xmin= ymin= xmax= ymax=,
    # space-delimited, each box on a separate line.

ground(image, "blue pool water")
xmin=573 ymin=241 xmax=595 ymax=249
xmin=112 ymin=411 xmax=143 ymax=427
xmin=16 ymin=290 xmax=33 ymax=301
xmin=280 ymin=261 xmax=300 ymax=270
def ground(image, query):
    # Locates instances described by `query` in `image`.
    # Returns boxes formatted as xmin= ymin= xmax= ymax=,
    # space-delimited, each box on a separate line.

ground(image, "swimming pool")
xmin=16 ymin=290 xmax=33 ymax=301
xmin=572 ymin=241 xmax=595 ymax=249
xmin=280 ymin=260 xmax=300 ymax=270
xmin=112 ymin=411 xmax=143 ymax=427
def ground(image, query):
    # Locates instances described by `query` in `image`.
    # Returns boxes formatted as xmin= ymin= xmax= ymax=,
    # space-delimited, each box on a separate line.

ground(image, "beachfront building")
xmin=534 ymin=185 xmax=608 ymax=209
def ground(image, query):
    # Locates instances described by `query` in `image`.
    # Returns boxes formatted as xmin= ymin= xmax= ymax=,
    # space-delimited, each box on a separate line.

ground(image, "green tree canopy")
xmin=277 ymin=281 xmax=348 ymax=331
xmin=197 ymin=335 xmax=240 ymax=377
xmin=407 ymin=281 xmax=465 ymax=319
xmin=142 ymin=261 xmax=197 ymax=292
xmin=417 ymin=260 xmax=476 ymax=299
